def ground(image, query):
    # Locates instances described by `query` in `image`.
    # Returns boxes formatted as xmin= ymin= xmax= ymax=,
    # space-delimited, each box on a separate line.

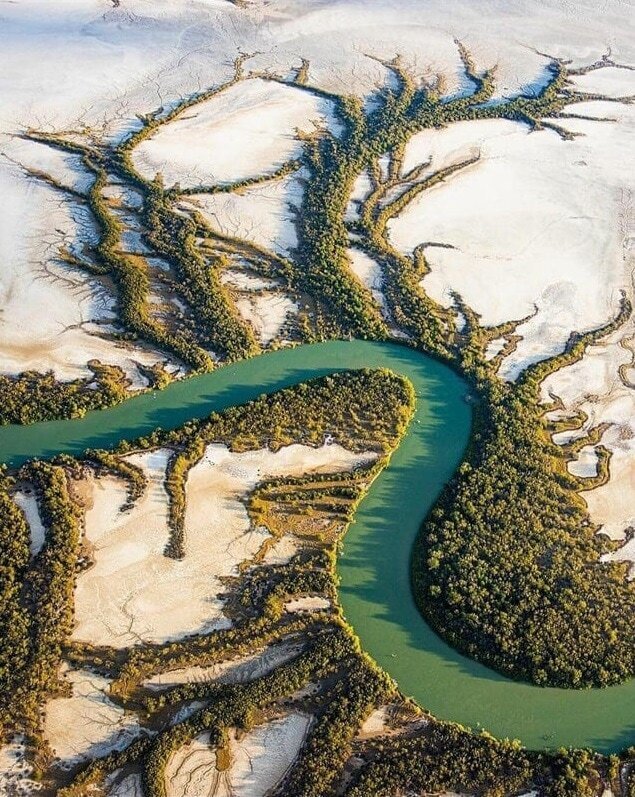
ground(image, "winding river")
xmin=1 ymin=340 xmax=633 ymax=753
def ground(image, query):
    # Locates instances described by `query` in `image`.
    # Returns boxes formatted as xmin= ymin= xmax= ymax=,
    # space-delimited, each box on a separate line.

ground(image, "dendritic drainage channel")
xmin=2 ymin=340 xmax=635 ymax=752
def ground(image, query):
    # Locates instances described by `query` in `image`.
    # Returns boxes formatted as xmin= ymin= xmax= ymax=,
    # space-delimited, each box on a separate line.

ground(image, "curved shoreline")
xmin=1 ymin=340 xmax=634 ymax=753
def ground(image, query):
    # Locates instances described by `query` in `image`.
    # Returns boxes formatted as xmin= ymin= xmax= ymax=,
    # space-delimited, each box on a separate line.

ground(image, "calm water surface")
xmin=1 ymin=340 xmax=633 ymax=752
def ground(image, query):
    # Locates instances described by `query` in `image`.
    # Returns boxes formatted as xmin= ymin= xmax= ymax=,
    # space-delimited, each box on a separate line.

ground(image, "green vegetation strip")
xmin=1 ymin=340 xmax=634 ymax=752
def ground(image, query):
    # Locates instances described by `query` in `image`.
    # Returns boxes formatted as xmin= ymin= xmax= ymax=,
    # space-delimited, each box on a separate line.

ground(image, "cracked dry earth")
xmin=162 ymin=714 xmax=311 ymax=797
xmin=72 ymin=444 xmax=375 ymax=648
xmin=1 ymin=2 xmax=635 ymax=795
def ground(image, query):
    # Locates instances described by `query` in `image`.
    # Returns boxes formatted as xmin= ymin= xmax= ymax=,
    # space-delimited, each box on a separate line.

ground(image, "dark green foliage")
xmin=412 ymin=298 xmax=635 ymax=688
xmin=0 ymin=362 xmax=130 ymax=425
xmin=86 ymin=448 xmax=147 ymax=509
xmin=294 ymin=98 xmax=388 ymax=339
xmin=0 ymin=461 xmax=81 ymax=732
xmin=347 ymin=725 xmax=533 ymax=797
xmin=141 ymin=177 xmax=259 ymax=362
xmin=85 ymin=153 xmax=215 ymax=372
xmin=538 ymin=749 xmax=602 ymax=797
xmin=5 ymin=48 xmax=635 ymax=797
xmin=163 ymin=369 xmax=413 ymax=558
xmin=277 ymin=659 xmax=393 ymax=797
xmin=139 ymin=628 xmax=365 ymax=797
xmin=0 ymin=473 xmax=31 ymax=725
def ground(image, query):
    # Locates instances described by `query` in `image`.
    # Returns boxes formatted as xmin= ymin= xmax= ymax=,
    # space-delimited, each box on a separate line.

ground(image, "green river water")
xmin=1 ymin=340 xmax=633 ymax=752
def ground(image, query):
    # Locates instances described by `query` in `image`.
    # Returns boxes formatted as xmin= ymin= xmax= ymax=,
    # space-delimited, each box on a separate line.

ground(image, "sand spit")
xmin=73 ymin=444 xmax=375 ymax=647
xmin=143 ymin=641 xmax=304 ymax=692
xmin=44 ymin=667 xmax=141 ymax=769
xmin=164 ymin=713 xmax=311 ymax=797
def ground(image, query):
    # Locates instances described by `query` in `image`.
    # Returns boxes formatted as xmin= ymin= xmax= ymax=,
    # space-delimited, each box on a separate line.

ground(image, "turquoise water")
xmin=1 ymin=340 xmax=633 ymax=752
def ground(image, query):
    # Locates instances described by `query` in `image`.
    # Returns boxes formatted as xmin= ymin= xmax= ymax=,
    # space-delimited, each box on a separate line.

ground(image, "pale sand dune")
xmin=106 ymin=772 xmax=143 ymax=797
xmin=567 ymin=446 xmax=600 ymax=479
xmin=1 ymin=0 xmax=633 ymax=390
xmin=570 ymin=67 xmax=635 ymax=98
xmin=44 ymin=667 xmax=141 ymax=768
xmin=73 ymin=448 xmax=230 ymax=648
xmin=542 ymin=323 xmax=635 ymax=564
xmin=0 ymin=158 xmax=168 ymax=386
xmin=344 ymin=171 xmax=373 ymax=223
xmin=164 ymin=713 xmax=311 ymax=797
xmin=221 ymin=270 xmax=280 ymax=293
xmin=263 ymin=533 xmax=299 ymax=564
xmin=228 ymin=714 xmax=311 ymax=797
xmin=74 ymin=444 xmax=375 ymax=647
xmin=542 ymin=321 xmax=635 ymax=564
xmin=221 ymin=268 xmax=299 ymax=345
xmin=0 ymin=163 xmax=126 ymax=379
xmin=348 ymin=248 xmax=389 ymax=317
xmin=171 ymin=701 xmax=208 ymax=728
xmin=235 ymin=293 xmax=298 ymax=345
xmin=164 ymin=734 xmax=219 ymax=797
xmin=7 ymin=137 xmax=93 ymax=196
xmin=358 ymin=706 xmax=391 ymax=738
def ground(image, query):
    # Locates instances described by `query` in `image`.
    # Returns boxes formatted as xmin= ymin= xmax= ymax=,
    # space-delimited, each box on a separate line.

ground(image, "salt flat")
xmin=164 ymin=713 xmax=311 ymax=797
xmin=73 ymin=443 xmax=375 ymax=647
xmin=133 ymin=79 xmax=335 ymax=188
xmin=2 ymin=0 xmax=635 ymax=790
xmin=44 ymin=667 xmax=141 ymax=768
